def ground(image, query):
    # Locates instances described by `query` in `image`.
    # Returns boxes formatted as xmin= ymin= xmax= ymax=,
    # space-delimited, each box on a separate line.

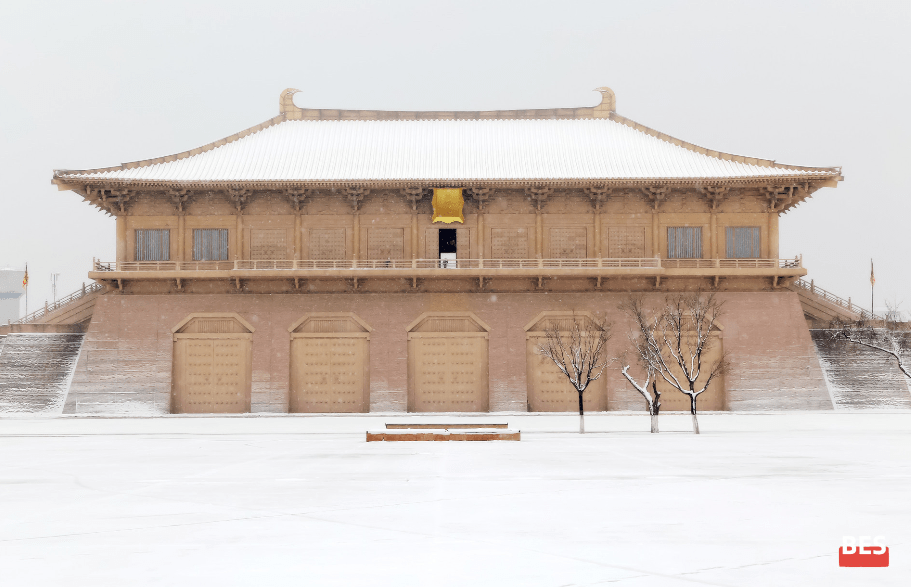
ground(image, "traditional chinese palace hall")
xmin=50 ymin=87 xmax=842 ymax=414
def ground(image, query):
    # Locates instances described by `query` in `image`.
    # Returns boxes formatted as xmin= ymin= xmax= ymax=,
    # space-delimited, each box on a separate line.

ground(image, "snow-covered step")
xmin=385 ymin=423 xmax=509 ymax=430
xmin=810 ymin=330 xmax=911 ymax=409
xmin=0 ymin=333 xmax=85 ymax=416
xmin=367 ymin=428 xmax=520 ymax=441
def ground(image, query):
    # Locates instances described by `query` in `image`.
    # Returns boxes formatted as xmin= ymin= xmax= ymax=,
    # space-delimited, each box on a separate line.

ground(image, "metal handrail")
xmin=94 ymin=257 xmax=803 ymax=272
xmin=16 ymin=281 xmax=104 ymax=324
xmin=791 ymin=278 xmax=877 ymax=320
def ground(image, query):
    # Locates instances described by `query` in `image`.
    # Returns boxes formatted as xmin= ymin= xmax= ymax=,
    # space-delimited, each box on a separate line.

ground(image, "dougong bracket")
xmin=228 ymin=188 xmax=252 ymax=215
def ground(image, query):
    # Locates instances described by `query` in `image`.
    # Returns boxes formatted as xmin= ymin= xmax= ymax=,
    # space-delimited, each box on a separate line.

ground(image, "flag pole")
xmin=23 ymin=263 xmax=28 ymax=320
xmin=870 ymin=258 xmax=875 ymax=323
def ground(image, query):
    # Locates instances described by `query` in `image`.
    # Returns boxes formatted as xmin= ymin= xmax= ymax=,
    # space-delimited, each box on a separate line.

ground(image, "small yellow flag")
xmin=431 ymin=188 xmax=464 ymax=224
xmin=22 ymin=265 xmax=28 ymax=288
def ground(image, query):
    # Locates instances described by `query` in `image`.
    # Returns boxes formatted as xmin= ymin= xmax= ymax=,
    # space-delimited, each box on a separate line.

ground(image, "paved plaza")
xmin=0 ymin=413 xmax=908 ymax=586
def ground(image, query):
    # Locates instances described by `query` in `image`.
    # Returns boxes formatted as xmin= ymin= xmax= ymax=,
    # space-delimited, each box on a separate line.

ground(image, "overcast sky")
xmin=1 ymin=0 xmax=908 ymax=316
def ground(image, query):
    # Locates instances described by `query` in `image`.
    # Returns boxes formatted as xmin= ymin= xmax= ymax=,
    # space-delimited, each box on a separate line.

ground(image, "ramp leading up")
xmin=0 ymin=333 xmax=85 ymax=415
xmin=790 ymin=279 xmax=872 ymax=326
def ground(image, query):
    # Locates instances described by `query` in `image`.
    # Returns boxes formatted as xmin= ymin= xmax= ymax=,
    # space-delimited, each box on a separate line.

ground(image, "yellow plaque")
xmin=431 ymin=188 xmax=464 ymax=224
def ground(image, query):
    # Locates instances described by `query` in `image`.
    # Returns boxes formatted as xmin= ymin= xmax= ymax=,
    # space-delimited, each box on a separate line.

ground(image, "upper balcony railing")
xmin=92 ymin=257 xmax=803 ymax=273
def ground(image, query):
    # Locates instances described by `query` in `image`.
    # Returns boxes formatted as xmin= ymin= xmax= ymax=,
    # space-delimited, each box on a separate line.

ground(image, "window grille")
xmin=726 ymin=227 xmax=761 ymax=258
xmin=667 ymin=227 xmax=702 ymax=259
xmin=549 ymin=227 xmax=587 ymax=258
xmin=193 ymin=229 xmax=229 ymax=261
xmin=135 ymin=229 xmax=170 ymax=261
xmin=607 ymin=226 xmax=646 ymax=257
xmin=491 ymin=228 xmax=528 ymax=259
xmin=250 ymin=229 xmax=287 ymax=260
xmin=310 ymin=229 xmax=346 ymax=260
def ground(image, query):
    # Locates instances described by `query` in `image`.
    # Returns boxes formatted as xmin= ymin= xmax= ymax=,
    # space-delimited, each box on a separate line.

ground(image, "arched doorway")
xmin=171 ymin=313 xmax=254 ymax=414
xmin=288 ymin=312 xmax=372 ymax=413
xmin=407 ymin=312 xmax=490 ymax=412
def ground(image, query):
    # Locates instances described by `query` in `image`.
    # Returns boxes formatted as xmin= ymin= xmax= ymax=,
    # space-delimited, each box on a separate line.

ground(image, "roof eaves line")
xmin=52 ymin=114 xmax=287 ymax=179
xmin=54 ymin=175 xmax=840 ymax=188
xmin=607 ymin=112 xmax=840 ymax=175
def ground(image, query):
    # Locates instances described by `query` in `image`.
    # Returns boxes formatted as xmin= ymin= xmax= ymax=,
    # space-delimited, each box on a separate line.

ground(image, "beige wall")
xmin=64 ymin=290 xmax=831 ymax=414
xmin=120 ymin=188 xmax=783 ymax=263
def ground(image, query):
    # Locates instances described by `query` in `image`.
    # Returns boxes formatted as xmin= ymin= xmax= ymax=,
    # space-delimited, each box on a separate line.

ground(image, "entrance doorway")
xmin=407 ymin=312 xmax=491 ymax=412
xmin=171 ymin=313 xmax=254 ymax=414
xmin=439 ymin=229 xmax=457 ymax=268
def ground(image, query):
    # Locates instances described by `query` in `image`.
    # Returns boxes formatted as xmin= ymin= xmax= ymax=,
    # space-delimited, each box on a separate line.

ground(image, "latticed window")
xmin=193 ymin=229 xmax=229 ymax=261
xmin=135 ymin=229 xmax=170 ymax=261
xmin=726 ymin=227 xmax=761 ymax=258
xmin=667 ymin=227 xmax=702 ymax=259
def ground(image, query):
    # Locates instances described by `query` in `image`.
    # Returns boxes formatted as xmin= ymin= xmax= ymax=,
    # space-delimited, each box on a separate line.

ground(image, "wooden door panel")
xmin=173 ymin=337 xmax=250 ymax=414
xmin=412 ymin=337 xmax=487 ymax=412
xmin=290 ymin=337 xmax=368 ymax=413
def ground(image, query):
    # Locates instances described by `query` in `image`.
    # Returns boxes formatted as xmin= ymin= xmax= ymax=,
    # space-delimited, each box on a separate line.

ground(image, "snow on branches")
xmin=536 ymin=313 xmax=612 ymax=433
xmin=834 ymin=303 xmax=910 ymax=381
xmin=621 ymin=294 xmax=729 ymax=434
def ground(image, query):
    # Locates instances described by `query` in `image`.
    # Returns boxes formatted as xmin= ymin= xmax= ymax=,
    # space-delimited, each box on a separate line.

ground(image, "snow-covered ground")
xmin=1 ymin=412 xmax=908 ymax=586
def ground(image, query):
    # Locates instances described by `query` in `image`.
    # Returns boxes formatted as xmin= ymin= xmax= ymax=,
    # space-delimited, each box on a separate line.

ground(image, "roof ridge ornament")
xmin=593 ymin=87 xmax=616 ymax=117
xmin=280 ymin=88 xmax=302 ymax=116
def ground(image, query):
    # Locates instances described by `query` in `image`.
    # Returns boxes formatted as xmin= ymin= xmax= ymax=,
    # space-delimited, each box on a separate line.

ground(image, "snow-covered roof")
xmin=53 ymin=88 xmax=841 ymax=186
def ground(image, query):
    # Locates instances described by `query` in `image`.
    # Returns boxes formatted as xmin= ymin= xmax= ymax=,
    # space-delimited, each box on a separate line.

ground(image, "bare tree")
xmin=536 ymin=313 xmax=612 ymax=433
xmin=619 ymin=297 xmax=661 ymax=433
xmin=655 ymin=294 xmax=729 ymax=434
xmin=835 ymin=302 xmax=910 ymax=380
xmin=621 ymin=294 xmax=728 ymax=434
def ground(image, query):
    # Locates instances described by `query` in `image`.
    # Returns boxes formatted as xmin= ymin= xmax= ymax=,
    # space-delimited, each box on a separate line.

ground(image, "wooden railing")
xmin=93 ymin=257 xmax=803 ymax=272
xmin=662 ymin=257 xmax=801 ymax=269
xmin=16 ymin=281 xmax=104 ymax=324
xmin=791 ymin=278 xmax=877 ymax=320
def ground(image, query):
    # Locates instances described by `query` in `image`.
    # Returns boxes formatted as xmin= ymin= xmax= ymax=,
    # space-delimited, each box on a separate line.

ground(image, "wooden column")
xmin=116 ymin=215 xmax=127 ymax=265
xmin=228 ymin=189 xmax=249 ymax=261
xmin=642 ymin=187 xmax=667 ymax=258
xmin=469 ymin=189 xmax=490 ymax=261
xmin=769 ymin=212 xmax=779 ymax=259
xmin=587 ymin=187 xmax=608 ymax=258
xmin=710 ymin=212 xmax=717 ymax=258
xmin=294 ymin=215 xmax=301 ymax=260
xmin=593 ymin=211 xmax=601 ymax=258
xmin=346 ymin=188 xmax=367 ymax=262
xmin=652 ymin=212 xmax=660 ymax=258
xmin=411 ymin=213 xmax=418 ymax=259
xmin=477 ymin=212 xmax=485 ymax=260
xmin=352 ymin=213 xmax=360 ymax=261
xmin=701 ymin=187 xmax=727 ymax=260
xmin=403 ymin=188 xmax=423 ymax=260
xmin=527 ymin=188 xmax=551 ymax=259
xmin=169 ymin=190 xmax=189 ymax=262
xmin=177 ymin=215 xmax=185 ymax=261
xmin=235 ymin=215 xmax=243 ymax=260
xmin=289 ymin=190 xmax=307 ymax=261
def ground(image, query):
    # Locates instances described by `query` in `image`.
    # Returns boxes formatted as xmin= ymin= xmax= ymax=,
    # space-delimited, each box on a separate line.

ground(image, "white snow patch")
xmin=0 ymin=413 xmax=908 ymax=586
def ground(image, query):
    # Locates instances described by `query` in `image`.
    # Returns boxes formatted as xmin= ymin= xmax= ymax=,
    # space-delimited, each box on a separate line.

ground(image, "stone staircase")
xmin=789 ymin=278 xmax=872 ymax=327
xmin=0 ymin=333 xmax=85 ymax=415
xmin=811 ymin=330 xmax=911 ymax=409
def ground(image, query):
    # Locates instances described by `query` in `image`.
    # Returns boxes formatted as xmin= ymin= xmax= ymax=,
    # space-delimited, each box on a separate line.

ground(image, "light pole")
xmin=51 ymin=273 xmax=60 ymax=306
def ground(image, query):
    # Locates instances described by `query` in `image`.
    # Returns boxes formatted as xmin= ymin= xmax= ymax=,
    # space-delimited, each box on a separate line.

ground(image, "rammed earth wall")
xmin=64 ymin=291 xmax=832 ymax=414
